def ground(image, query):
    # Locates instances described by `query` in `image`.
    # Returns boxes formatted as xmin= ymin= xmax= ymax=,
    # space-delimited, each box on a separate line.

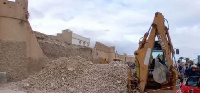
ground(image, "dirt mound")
xmin=11 ymin=56 xmax=128 ymax=93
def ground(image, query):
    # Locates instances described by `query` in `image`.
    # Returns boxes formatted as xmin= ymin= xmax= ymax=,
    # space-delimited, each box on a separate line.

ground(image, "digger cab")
xmin=150 ymin=41 xmax=168 ymax=68
xmin=146 ymin=41 xmax=169 ymax=89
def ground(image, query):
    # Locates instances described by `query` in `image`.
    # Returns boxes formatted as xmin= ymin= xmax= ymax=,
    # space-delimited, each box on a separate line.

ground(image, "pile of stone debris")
xmin=1 ymin=56 xmax=128 ymax=93
xmin=34 ymin=31 xmax=93 ymax=61
xmin=0 ymin=40 xmax=49 ymax=82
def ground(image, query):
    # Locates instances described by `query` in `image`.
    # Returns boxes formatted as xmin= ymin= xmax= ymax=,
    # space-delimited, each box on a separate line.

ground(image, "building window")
xmin=87 ymin=42 xmax=90 ymax=46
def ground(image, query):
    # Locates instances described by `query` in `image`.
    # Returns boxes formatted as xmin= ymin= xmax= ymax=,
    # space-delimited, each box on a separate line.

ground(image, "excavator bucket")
xmin=152 ymin=60 xmax=168 ymax=83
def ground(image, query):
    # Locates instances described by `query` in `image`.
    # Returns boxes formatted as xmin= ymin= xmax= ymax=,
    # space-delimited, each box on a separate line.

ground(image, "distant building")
xmin=92 ymin=42 xmax=135 ymax=63
xmin=56 ymin=29 xmax=90 ymax=47
xmin=72 ymin=32 xmax=90 ymax=46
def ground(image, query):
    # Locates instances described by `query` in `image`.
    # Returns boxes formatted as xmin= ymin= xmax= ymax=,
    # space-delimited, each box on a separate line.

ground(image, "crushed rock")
xmin=0 ymin=40 xmax=50 ymax=82
xmin=76 ymin=64 xmax=128 ymax=93
xmin=0 ymin=40 xmax=28 ymax=81
xmin=1 ymin=56 xmax=128 ymax=93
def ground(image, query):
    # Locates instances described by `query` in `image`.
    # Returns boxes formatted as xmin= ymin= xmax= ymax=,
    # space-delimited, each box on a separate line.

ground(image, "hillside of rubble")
xmin=34 ymin=31 xmax=93 ymax=61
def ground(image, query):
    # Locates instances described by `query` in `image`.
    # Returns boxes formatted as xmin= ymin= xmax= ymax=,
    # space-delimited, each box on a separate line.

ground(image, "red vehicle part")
xmin=174 ymin=77 xmax=200 ymax=93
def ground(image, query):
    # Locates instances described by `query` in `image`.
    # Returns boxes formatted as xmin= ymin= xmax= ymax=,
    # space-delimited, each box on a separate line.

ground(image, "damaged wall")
xmin=0 ymin=0 xmax=44 ymax=59
xmin=93 ymin=42 xmax=135 ymax=63
xmin=92 ymin=42 xmax=115 ymax=63
xmin=0 ymin=0 xmax=46 ymax=81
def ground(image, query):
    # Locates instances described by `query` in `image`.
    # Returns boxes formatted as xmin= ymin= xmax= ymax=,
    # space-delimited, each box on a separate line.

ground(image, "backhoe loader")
xmin=127 ymin=12 xmax=180 ymax=93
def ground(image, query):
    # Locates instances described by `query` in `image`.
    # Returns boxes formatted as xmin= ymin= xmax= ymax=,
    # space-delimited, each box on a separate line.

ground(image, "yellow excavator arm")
xmin=132 ymin=12 xmax=179 ymax=92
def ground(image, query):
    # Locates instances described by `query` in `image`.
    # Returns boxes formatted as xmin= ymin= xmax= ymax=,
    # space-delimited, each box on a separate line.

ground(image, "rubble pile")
xmin=34 ymin=31 xmax=92 ymax=61
xmin=21 ymin=56 xmax=92 ymax=92
xmin=0 ymin=40 xmax=28 ymax=81
xmin=76 ymin=64 xmax=128 ymax=93
xmin=34 ymin=31 xmax=62 ymax=45
xmin=10 ymin=56 xmax=128 ymax=93
xmin=0 ymin=40 xmax=50 ymax=82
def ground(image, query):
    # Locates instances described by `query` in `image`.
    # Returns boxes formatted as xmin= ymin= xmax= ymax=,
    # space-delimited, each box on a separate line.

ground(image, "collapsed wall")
xmin=0 ymin=0 xmax=46 ymax=81
xmin=34 ymin=31 xmax=93 ymax=61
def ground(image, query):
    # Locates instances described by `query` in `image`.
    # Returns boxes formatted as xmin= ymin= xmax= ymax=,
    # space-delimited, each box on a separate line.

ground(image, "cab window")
xmin=186 ymin=77 xmax=199 ymax=86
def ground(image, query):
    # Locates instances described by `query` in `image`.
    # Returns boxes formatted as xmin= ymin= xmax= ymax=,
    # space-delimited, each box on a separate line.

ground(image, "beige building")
xmin=92 ymin=42 xmax=135 ymax=63
xmin=56 ymin=29 xmax=90 ymax=47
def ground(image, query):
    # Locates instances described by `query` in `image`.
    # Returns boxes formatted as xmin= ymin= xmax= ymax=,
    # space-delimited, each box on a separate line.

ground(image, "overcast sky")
xmin=28 ymin=0 xmax=200 ymax=60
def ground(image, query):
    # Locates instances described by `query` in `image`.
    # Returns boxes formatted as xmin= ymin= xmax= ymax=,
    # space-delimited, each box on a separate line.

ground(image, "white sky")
xmin=28 ymin=0 xmax=200 ymax=60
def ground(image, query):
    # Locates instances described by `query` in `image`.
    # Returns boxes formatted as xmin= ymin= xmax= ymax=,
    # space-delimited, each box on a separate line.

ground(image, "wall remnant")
xmin=92 ymin=42 xmax=115 ymax=63
xmin=0 ymin=0 xmax=44 ymax=59
xmin=0 ymin=0 xmax=46 ymax=81
xmin=93 ymin=42 xmax=135 ymax=63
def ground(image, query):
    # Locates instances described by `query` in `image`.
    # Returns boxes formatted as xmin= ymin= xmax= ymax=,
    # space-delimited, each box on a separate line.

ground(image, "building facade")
xmin=72 ymin=33 xmax=90 ymax=46
xmin=56 ymin=29 xmax=90 ymax=47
